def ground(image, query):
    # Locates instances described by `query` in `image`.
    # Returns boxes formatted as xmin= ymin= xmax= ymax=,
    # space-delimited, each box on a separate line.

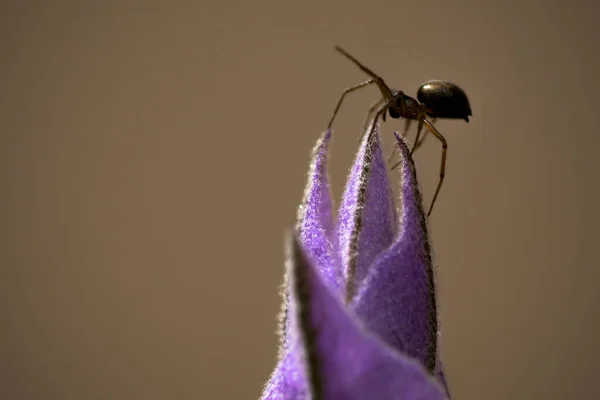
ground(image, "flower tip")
xmin=308 ymin=128 xmax=334 ymax=162
xmin=314 ymin=128 xmax=333 ymax=151
xmin=393 ymin=131 xmax=410 ymax=154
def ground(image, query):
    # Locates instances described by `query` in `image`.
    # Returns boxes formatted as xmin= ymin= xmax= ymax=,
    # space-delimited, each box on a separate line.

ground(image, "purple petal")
xmin=352 ymin=133 xmax=439 ymax=377
xmin=260 ymin=350 xmax=308 ymax=400
xmin=276 ymin=130 xmax=339 ymax=356
xmin=261 ymin=232 xmax=448 ymax=400
xmin=297 ymin=129 xmax=340 ymax=292
xmin=435 ymin=340 xmax=450 ymax=397
xmin=337 ymin=123 xmax=397 ymax=301
xmin=433 ymin=328 xmax=451 ymax=397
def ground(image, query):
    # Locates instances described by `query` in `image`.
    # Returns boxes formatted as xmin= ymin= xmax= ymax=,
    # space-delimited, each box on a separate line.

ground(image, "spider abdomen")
xmin=417 ymin=80 xmax=472 ymax=122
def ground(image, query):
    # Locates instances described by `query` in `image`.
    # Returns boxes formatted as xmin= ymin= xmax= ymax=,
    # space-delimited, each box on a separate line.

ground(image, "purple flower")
xmin=260 ymin=124 xmax=451 ymax=400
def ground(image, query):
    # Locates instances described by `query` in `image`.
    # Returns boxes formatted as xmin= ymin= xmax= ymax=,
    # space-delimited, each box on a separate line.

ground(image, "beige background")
xmin=2 ymin=1 xmax=599 ymax=399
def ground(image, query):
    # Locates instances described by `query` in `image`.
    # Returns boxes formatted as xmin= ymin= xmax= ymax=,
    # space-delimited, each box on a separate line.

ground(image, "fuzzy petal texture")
xmin=261 ymin=233 xmax=448 ymax=400
xmin=296 ymin=129 xmax=340 ymax=293
xmin=434 ymin=333 xmax=449 ymax=394
xmin=261 ymin=350 xmax=307 ymax=400
xmin=352 ymin=134 xmax=438 ymax=375
xmin=336 ymin=124 xmax=397 ymax=300
xmin=261 ymin=128 xmax=452 ymax=400
xmin=278 ymin=130 xmax=339 ymax=355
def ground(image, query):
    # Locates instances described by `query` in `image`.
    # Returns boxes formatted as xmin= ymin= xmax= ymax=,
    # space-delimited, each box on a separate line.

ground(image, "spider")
xmin=327 ymin=45 xmax=472 ymax=217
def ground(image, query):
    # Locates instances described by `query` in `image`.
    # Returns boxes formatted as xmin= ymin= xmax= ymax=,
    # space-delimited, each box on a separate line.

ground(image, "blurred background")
xmin=2 ymin=1 xmax=599 ymax=399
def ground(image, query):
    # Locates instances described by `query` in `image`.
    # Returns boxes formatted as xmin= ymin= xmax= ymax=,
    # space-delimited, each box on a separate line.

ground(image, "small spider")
xmin=327 ymin=45 xmax=472 ymax=217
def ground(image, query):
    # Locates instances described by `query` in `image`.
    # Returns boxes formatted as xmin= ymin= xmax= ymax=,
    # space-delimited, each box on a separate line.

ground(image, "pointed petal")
xmin=276 ymin=130 xmax=339 ymax=357
xmin=337 ymin=124 xmax=397 ymax=301
xmin=435 ymin=355 xmax=449 ymax=397
xmin=277 ymin=232 xmax=448 ymax=400
xmin=434 ymin=332 xmax=451 ymax=397
xmin=260 ymin=351 xmax=308 ymax=400
xmin=352 ymin=133 xmax=439 ymax=375
xmin=297 ymin=129 xmax=340 ymax=292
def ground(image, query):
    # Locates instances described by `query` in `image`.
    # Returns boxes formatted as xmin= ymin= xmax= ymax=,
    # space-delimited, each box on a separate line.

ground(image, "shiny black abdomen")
xmin=417 ymin=80 xmax=472 ymax=121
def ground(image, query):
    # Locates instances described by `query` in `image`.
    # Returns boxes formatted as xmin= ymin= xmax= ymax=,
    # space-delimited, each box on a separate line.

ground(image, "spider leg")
xmin=360 ymin=100 xmax=391 ymax=144
xmin=387 ymin=118 xmax=412 ymax=169
xmin=422 ymin=118 xmax=447 ymax=217
xmin=402 ymin=118 xmax=413 ymax=137
xmin=363 ymin=97 xmax=386 ymax=134
xmin=410 ymin=105 xmax=428 ymax=155
xmin=412 ymin=118 xmax=437 ymax=153
xmin=334 ymin=46 xmax=395 ymax=101
xmin=328 ymin=79 xmax=376 ymax=129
